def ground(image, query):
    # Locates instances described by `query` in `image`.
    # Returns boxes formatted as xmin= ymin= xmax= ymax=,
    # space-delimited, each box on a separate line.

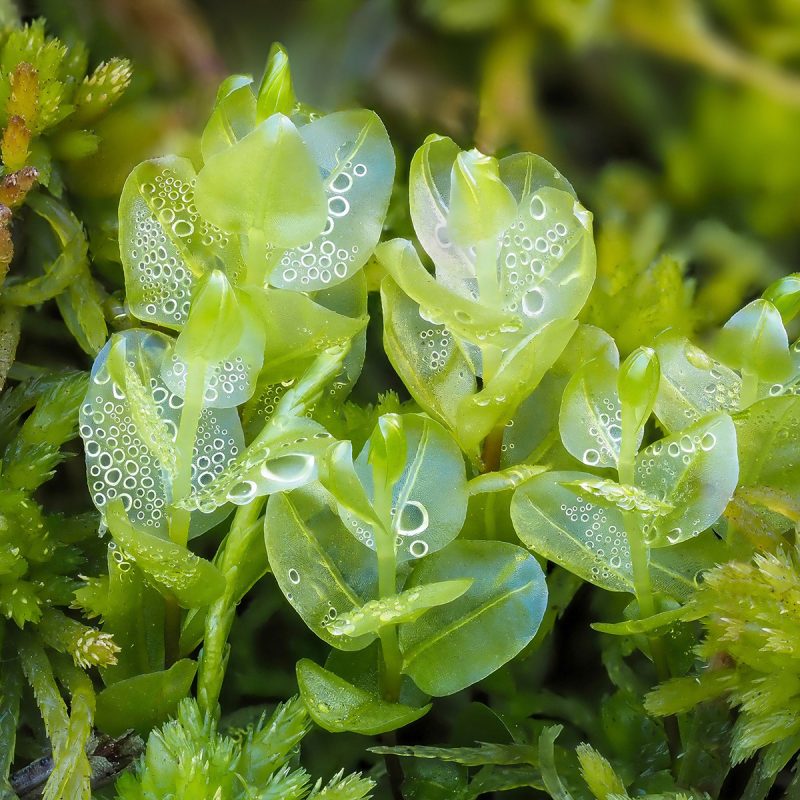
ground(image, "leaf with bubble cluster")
xmin=501 ymin=325 xmax=617 ymax=467
xmin=559 ymin=353 xmax=639 ymax=469
xmin=179 ymin=416 xmax=333 ymax=512
xmin=297 ymin=658 xmax=429 ymax=734
xmin=268 ymin=110 xmax=394 ymax=291
xmin=79 ymin=329 xmax=243 ymax=539
xmin=511 ymin=470 xmax=632 ymax=592
xmin=377 ymin=239 xmax=522 ymax=349
xmin=497 ymin=160 xmax=595 ymax=329
xmin=161 ymin=272 xmax=265 ymax=408
xmin=200 ymin=75 xmax=257 ymax=161
xmin=398 ymin=541 xmax=547 ymax=696
xmin=459 ymin=318 xmax=577 ymax=455
xmin=734 ymin=395 xmax=800 ymax=496
xmin=328 ymin=580 xmax=472 ymax=638
xmin=265 ymin=486 xmax=378 ymax=650
xmin=340 ymin=413 xmax=468 ymax=563
xmin=636 ymin=413 xmax=738 ymax=546
xmin=381 ymin=276 xmax=476 ymax=442
xmin=653 ymin=331 xmax=741 ymax=433
xmin=119 ymin=156 xmax=243 ymax=329
xmin=105 ymin=501 xmax=224 ymax=608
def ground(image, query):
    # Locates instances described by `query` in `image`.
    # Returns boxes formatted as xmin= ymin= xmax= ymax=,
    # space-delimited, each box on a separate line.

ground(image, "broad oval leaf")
xmin=734 ymin=395 xmax=800 ymax=495
xmin=510 ymin=471 xmax=729 ymax=597
xmin=559 ymin=353 xmax=643 ymax=469
xmin=264 ymin=486 xmax=378 ymax=650
xmin=398 ymin=540 xmax=547 ymax=696
xmin=653 ymin=331 xmax=741 ymax=433
xmin=79 ymin=329 xmax=242 ymax=538
xmin=118 ymin=156 xmax=243 ymax=330
xmin=511 ymin=470 xmax=632 ymax=592
xmin=636 ymin=413 xmax=738 ymax=546
xmin=341 ymin=413 xmax=468 ymax=562
xmin=297 ymin=658 xmax=430 ymax=735
xmin=381 ymin=276 xmax=476 ymax=442
xmin=269 ymin=109 xmax=395 ymax=291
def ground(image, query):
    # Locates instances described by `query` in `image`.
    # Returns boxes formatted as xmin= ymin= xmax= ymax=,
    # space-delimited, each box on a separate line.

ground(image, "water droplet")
xmin=583 ymin=449 xmax=600 ymax=466
xmin=397 ymin=500 xmax=429 ymax=536
xmin=666 ymin=527 xmax=683 ymax=544
xmin=700 ymin=432 xmax=716 ymax=451
xmin=521 ymin=287 xmax=545 ymax=317
xmin=288 ymin=568 xmax=300 ymax=584
xmin=261 ymin=453 xmax=315 ymax=484
xmin=227 ymin=480 xmax=257 ymax=503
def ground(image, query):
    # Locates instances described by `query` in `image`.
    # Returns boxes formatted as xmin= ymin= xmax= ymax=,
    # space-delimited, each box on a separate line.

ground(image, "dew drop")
xmin=227 ymin=480 xmax=257 ymax=503
xmin=583 ymin=449 xmax=601 ymax=466
xmin=261 ymin=453 xmax=315 ymax=485
xmin=700 ymin=432 xmax=716 ymax=451
xmin=521 ymin=287 xmax=545 ymax=317
xmin=397 ymin=500 xmax=429 ymax=537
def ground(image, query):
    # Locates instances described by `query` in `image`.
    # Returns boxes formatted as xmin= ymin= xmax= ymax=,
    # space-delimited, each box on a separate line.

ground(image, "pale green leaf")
xmin=297 ymin=659 xmax=429 ymax=734
xmin=399 ymin=541 xmax=547 ymax=696
xmin=264 ymin=487 xmax=377 ymax=650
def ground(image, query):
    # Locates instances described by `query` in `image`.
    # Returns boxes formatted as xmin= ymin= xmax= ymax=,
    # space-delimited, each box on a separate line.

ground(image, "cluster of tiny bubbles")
xmin=560 ymin=493 xmax=630 ymax=577
xmin=189 ymin=408 xmax=240 ymax=496
xmin=130 ymin=169 xmax=229 ymax=325
xmin=320 ymin=603 xmax=339 ymax=629
xmin=82 ymin=368 xmax=166 ymax=531
xmin=638 ymin=430 xmax=717 ymax=479
xmin=277 ymin=158 xmax=367 ymax=287
xmin=499 ymin=192 xmax=573 ymax=319
xmin=419 ymin=327 xmax=452 ymax=374
xmin=348 ymin=516 xmax=375 ymax=550
xmin=257 ymin=379 xmax=295 ymax=423
xmin=107 ymin=540 xmax=134 ymax=575
xmin=167 ymin=354 xmax=252 ymax=405
xmin=500 ymin=419 xmax=516 ymax=454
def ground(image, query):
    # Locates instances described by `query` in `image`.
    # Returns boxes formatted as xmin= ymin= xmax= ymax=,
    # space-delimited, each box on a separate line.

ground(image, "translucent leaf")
xmin=79 ymin=329 xmax=243 ymax=538
xmin=511 ymin=470 xmax=729 ymax=597
xmin=196 ymin=113 xmax=327 ymax=249
xmin=458 ymin=318 xmax=578 ymax=454
xmin=297 ymin=658 xmax=430 ymax=735
xmin=201 ymin=75 xmax=257 ymax=161
xmin=497 ymin=178 xmax=595 ymax=330
xmin=717 ymin=299 xmax=792 ymax=383
xmin=162 ymin=272 xmax=265 ymax=407
xmin=636 ymin=413 xmax=738 ymax=546
xmin=377 ymin=238 xmax=522 ymax=348
xmin=269 ymin=110 xmax=395 ymax=291
xmin=563 ymin=477 xmax=674 ymax=518
xmin=398 ymin=541 xmax=547 ymax=696
xmin=264 ymin=486 xmax=378 ymax=650
xmin=502 ymin=324 xmax=617 ymax=466
xmin=253 ymin=286 xmax=366 ymax=382
xmin=180 ymin=416 xmax=333 ymax=512
xmin=409 ymin=134 xmax=475 ymax=297
xmin=342 ymin=413 xmax=468 ymax=562
xmin=734 ymin=395 xmax=800 ymax=495
xmin=328 ymin=579 xmax=473 ymax=638
xmin=653 ymin=331 xmax=741 ymax=433
xmin=381 ymin=276 xmax=475 ymax=440
xmin=559 ymin=353 xmax=641 ymax=469
xmin=105 ymin=501 xmax=225 ymax=608
xmin=95 ymin=659 xmax=197 ymax=737
xmin=118 ymin=156 xmax=243 ymax=329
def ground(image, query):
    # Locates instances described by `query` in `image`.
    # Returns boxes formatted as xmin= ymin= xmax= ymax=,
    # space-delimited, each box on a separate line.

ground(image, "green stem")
xmin=169 ymin=363 xmax=206 ymax=547
xmin=371 ymin=464 xmax=403 ymax=702
xmin=741 ymin=368 xmax=760 ymax=409
xmin=245 ymin=227 xmax=269 ymax=288
xmin=197 ymin=499 xmax=266 ymax=717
